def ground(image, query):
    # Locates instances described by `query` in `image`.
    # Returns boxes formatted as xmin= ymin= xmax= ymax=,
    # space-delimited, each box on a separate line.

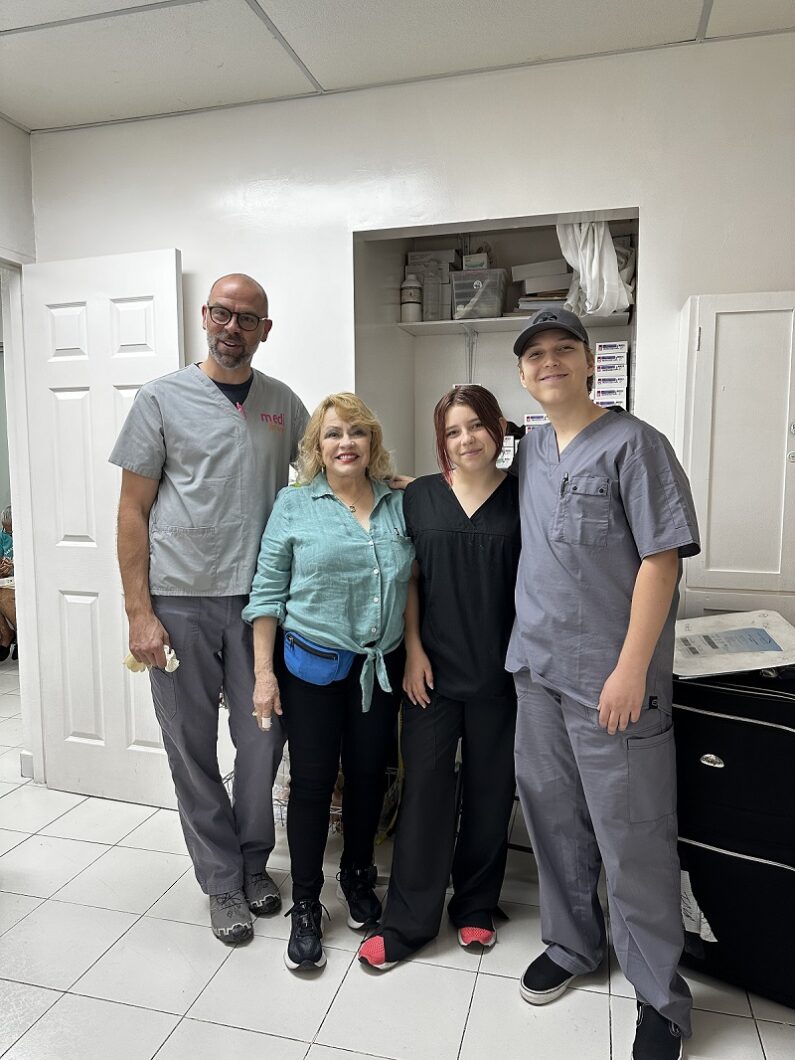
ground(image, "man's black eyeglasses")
xmin=207 ymin=305 xmax=268 ymax=332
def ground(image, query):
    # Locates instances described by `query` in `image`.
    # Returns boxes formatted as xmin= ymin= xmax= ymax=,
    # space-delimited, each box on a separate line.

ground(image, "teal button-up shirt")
xmin=243 ymin=473 xmax=414 ymax=710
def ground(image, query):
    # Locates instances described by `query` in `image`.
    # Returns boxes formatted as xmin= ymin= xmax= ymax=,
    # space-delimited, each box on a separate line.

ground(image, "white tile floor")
xmin=0 ymin=661 xmax=793 ymax=1059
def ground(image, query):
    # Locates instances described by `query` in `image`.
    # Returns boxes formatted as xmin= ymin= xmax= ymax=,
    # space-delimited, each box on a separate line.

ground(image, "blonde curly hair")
xmin=296 ymin=393 xmax=395 ymax=484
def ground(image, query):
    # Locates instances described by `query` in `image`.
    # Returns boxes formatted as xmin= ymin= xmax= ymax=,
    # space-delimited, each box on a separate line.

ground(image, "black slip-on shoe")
xmin=519 ymin=952 xmax=577 ymax=1005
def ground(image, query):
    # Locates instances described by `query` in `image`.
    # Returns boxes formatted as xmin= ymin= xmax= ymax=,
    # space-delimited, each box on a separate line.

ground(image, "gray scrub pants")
xmin=513 ymin=670 xmax=692 ymax=1037
xmin=149 ymin=595 xmax=284 ymax=895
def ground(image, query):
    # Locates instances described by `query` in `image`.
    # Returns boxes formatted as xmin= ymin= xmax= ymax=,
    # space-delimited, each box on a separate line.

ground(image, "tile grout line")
xmin=0 ymin=890 xmax=45 ymax=940
xmin=310 ymin=946 xmax=360 ymax=1050
xmin=0 ymin=979 xmax=63 ymax=1059
xmin=454 ymin=963 xmax=480 ymax=1060
xmin=754 ymin=1010 xmax=769 ymax=1060
xmin=141 ymin=1012 xmax=181 ymax=1060
xmin=56 ymin=856 xmax=235 ymax=1014
xmin=176 ymin=925 xmax=239 ymax=1022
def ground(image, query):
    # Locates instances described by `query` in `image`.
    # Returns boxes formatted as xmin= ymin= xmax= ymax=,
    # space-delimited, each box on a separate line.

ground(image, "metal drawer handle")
xmin=700 ymin=754 xmax=725 ymax=769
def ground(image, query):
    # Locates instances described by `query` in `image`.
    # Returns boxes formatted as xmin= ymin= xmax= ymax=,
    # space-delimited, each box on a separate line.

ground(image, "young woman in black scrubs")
xmin=359 ymin=385 xmax=521 ymax=969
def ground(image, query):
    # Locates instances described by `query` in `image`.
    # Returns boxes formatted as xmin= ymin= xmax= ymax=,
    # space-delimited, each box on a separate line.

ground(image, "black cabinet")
xmin=673 ymin=672 xmax=795 ymax=1008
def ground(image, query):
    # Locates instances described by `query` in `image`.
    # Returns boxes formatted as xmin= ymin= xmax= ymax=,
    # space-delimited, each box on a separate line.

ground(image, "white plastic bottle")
xmin=400 ymin=274 xmax=423 ymax=323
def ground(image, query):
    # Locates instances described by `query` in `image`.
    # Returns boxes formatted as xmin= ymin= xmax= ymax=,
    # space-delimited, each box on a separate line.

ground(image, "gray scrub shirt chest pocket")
xmin=149 ymin=525 xmax=220 ymax=593
xmin=551 ymin=474 xmax=611 ymax=548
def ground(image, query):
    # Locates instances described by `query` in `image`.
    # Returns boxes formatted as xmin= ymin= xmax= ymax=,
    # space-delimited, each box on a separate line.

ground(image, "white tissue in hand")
xmin=123 ymin=646 xmax=180 ymax=673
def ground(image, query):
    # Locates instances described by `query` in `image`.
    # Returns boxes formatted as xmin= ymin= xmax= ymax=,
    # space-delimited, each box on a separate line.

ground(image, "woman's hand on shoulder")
xmin=252 ymin=670 xmax=283 ymax=731
xmin=402 ymin=647 xmax=434 ymax=707
xmin=388 ymin=474 xmax=415 ymax=491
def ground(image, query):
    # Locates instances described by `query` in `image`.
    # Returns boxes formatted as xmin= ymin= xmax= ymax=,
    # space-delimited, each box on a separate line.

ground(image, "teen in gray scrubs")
xmin=507 ymin=307 xmax=700 ymax=1060
xmin=111 ymin=274 xmax=308 ymax=944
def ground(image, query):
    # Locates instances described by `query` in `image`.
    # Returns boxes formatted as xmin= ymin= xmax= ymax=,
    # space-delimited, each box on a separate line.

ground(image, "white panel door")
xmin=685 ymin=292 xmax=795 ymax=594
xmin=23 ymin=249 xmax=183 ymax=804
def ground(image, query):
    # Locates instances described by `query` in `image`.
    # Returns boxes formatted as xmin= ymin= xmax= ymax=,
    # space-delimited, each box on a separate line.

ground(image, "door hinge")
xmin=696 ymin=325 xmax=701 ymax=352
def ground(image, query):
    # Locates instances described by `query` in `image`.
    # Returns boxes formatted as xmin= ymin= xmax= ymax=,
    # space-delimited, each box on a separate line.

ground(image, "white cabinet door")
xmin=23 ymin=249 xmax=183 ymax=804
xmin=682 ymin=292 xmax=795 ymax=597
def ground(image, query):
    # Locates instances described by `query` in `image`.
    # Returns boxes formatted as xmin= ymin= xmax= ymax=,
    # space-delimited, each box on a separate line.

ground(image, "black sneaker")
xmin=208 ymin=889 xmax=253 ymax=944
xmin=633 ymin=1003 xmax=684 ymax=1060
xmin=244 ymin=870 xmax=282 ymax=915
xmin=519 ymin=952 xmax=577 ymax=1005
xmin=337 ymin=865 xmax=381 ymax=929
xmin=284 ymin=898 xmax=327 ymax=970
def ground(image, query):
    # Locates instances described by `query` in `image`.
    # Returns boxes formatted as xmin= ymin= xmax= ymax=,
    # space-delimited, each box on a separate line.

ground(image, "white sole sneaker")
xmin=283 ymin=946 xmax=327 ymax=971
xmin=519 ymin=953 xmax=577 ymax=1005
xmin=358 ymin=954 xmax=398 ymax=972
xmin=457 ymin=928 xmax=497 ymax=950
xmin=336 ymin=881 xmax=379 ymax=930
xmin=519 ymin=976 xmax=574 ymax=1005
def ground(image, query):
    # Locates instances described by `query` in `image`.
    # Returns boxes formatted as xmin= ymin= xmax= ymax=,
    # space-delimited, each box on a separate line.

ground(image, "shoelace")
xmin=284 ymin=900 xmax=330 ymax=933
xmin=214 ymin=890 xmax=245 ymax=911
xmin=340 ymin=868 xmax=376 ymax=897
xmin=246 ymin=871 xmax=271 ymax=888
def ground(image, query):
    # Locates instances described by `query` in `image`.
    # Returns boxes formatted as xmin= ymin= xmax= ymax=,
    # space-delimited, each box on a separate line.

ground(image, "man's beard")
xmin=207 ymin=332 xmax=255 ymax=371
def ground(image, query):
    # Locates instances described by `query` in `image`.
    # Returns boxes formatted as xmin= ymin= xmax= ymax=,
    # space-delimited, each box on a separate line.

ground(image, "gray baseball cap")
xmin=513 ymin=307 xmax=589 ymax=356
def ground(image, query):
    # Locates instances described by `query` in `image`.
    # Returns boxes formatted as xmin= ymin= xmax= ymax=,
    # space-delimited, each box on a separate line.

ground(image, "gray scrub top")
xmin=109 ymin=363 xmax=309 ymax=596
xmin=506 ymin=409 xmax=700 ymax=708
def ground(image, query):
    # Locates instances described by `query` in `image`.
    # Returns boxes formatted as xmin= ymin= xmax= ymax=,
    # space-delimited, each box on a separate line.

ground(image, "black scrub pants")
xmin=280 ymin=645 xmax=404 ymax=903
xmin=380 ymin=689 xmax=517 ymax=960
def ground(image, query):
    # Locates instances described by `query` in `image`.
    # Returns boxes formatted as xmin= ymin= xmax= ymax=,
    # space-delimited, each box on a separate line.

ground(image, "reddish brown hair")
xmin=433 ymin=385 xmax=505 ymax=484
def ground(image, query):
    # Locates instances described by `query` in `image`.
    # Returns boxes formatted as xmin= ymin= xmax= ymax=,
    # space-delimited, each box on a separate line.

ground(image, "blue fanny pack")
xmin=283 ymin=631 xmax=357 ymax=685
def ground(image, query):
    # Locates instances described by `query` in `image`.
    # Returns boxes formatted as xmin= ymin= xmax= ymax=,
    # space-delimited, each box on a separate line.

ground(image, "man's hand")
xmin=129 ymin=611 xmax=171 ymax=670
xmin=0 ymin=558 xmax=12 ymax=577
xmin=403 ymin=647 xmax=434 ymax=707
xmin=253 ymin=670 xmax=282 ymax=730
xmin=597 ymin=664 xmax=645 ymax=735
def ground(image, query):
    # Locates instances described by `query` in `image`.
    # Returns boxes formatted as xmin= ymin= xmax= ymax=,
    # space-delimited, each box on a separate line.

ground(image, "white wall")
xmin=29 ymin=34 xmax=795 ymax=435
xmin=0 ymin=348 xmax=11 ymax=510
xmin=0 ymin=116 xmax=34 ymax=264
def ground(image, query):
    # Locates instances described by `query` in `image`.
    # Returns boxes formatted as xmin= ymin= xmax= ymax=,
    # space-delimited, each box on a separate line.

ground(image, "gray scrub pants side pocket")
xmin=150 ymin=669 xmax=178 ymax=721
xmin=627 ymin=713 xmax=676 ymax=824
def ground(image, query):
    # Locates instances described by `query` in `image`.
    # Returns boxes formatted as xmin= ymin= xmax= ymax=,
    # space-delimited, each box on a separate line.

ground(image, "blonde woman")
xmin=243 ymin=393 xmax=413 ymax=971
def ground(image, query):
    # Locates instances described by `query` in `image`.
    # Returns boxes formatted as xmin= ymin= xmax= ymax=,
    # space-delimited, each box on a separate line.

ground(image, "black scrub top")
xmin=403 ymin=473 xmax=521 ymax=701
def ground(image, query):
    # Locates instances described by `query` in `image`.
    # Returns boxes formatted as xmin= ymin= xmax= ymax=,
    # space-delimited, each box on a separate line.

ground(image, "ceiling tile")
xmin=0 ymin=0 xmax=166 ymax=32
xmin=706 ymin=1 xmax=795 ymax=38
xmin=0 ymin=0 xmax=316 ymax=128
xmin=260 ymin=0 xmax=705 ymax=89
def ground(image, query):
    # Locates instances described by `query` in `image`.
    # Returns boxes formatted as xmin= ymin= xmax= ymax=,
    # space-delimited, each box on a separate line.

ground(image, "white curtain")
xmin=556 ymin=221 xmax=635 ymax=317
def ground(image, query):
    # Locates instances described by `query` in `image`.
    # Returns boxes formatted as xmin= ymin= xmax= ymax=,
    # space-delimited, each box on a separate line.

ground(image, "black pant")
xmin=281 ymin=646 xmax=404 ymax=902
xmin=380 ymin=689 xmax=517 ymax=960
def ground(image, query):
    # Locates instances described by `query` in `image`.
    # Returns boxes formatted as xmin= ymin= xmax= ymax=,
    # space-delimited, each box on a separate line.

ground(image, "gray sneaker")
xmin=209 ymin=889 xmax=253 ymax=944
xmin=244 ymin=870 xmax=282 ymax=915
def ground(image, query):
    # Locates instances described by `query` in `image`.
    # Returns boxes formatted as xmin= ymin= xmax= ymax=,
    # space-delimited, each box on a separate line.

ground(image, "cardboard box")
xmin=422 ymin=288 xmax=439 ymax=321
xmin=463 ymin=253 xmax=489 ymax=270
xmin=523 ymin=273 xmax=573 ymax=295
xmin=512 ymin=258 xmax=569 ymax=282
xmin=594 ymin=340 xmax=629 ymax=354
xmin=439 ymin=282 xmax=451 ymax=320
xmin=595 ymin=371 xmax=628 ymax=387
xmin=408 ymin=249 xmax=460 ymax=265
xmin=524 ymin=412 xmax=549 ymax=429
xmin=594 ymin=386 xmax=627 ymax=404
xmin=595 ymin=352 xmax=627 ymax=367
xmin=406 ymin=262 xmax=451 ymax=282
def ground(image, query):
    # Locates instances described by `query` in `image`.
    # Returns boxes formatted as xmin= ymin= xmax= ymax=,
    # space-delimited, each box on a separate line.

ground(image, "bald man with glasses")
xmin=111 ymin=274 xmax=309 ymax=944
